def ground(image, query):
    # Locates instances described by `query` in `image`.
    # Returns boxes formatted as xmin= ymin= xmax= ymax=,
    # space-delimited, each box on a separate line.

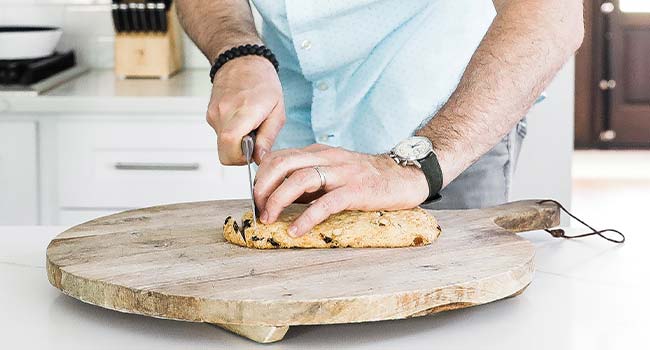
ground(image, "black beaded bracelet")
xmin=209 ymin=44 xmax=279 ymax=83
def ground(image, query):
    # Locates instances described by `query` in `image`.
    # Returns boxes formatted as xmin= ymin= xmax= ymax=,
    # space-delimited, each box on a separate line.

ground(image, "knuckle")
xmin=254 ymin=134 xmax=271 ymax=148
xmin=274 ymin=112 xmax=287 ymax=124
xmin=219 ymin=129 xmax=236 ymax=144
xmin=216 ymin=95 xmax=238 ymax=113
xmin=301 ymin=210 xmax=318 ymax=226
xmin=265 ymin=195 xmax=282 ymax=210
xmin=270 ymin=155 xmax=285 ymax=168
xmin=318 ymin=197 xmax=337 ymax=214
xmin=253 ymin=184 xmax=264 ymax=197
xmin=348 ymin=183 xmax=363 ymax=195
xmin=290 ymin=169 xmax=311 ymax=186
xmin=218 ymin=153 xmax=234 ymax=166
xmin=205 ymin=109 xmax=217 ymax=127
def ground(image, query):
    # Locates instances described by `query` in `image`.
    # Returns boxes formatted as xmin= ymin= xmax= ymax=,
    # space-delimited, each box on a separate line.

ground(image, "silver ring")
xmin=313 ymin=166 xmax=327 ymax=191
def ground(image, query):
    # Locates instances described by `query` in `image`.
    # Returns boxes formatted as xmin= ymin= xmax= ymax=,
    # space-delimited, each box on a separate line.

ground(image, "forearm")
xmin=176 ymin=0 xmax=262 ymax=64
xmin=416 ymin=0 xmax=584 ymax=187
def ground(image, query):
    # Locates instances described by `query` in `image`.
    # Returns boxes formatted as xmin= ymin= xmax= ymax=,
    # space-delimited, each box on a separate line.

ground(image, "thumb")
xmin=254 ymin=102 xmax=286 ymax=164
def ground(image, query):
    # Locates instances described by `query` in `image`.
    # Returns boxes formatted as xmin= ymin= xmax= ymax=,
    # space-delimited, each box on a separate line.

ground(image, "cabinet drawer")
xmin=57 ymin=120 xmax=249 ymax=208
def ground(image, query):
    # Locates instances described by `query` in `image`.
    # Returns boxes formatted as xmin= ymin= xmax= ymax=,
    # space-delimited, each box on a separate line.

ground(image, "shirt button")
xmin=317 ymin=81 xmax=329 ymax=91
xmin=300 ymin=39 xmax=312 ymax=50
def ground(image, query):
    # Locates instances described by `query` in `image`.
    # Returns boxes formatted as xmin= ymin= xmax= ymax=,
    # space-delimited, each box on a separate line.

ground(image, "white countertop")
xmin=1 ymin=224 xmax=646 ymax=349
xmin=0 ymin=69 xmax=210 ymax=114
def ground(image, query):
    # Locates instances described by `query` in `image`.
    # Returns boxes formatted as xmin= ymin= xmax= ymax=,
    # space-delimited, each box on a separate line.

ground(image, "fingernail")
xmin=259 ymin=149 xmax=268 ymax=161
xmin=288 ymin=226 xmax=298 ymax=237
xmin=260 ymin=210 xmax=269 ymax=223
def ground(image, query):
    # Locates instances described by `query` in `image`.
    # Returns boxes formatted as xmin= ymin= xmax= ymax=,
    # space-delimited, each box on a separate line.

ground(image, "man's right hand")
xmin=207 ymin=55 xmax=286 ymax=165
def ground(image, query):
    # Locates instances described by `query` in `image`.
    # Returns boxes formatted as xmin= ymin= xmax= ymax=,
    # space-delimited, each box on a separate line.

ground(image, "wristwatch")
xmin=388 ymin=136 xmax=443 ymax=204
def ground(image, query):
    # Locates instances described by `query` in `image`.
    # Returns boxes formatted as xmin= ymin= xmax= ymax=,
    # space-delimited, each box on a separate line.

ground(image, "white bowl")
xmin=0 ymin=26 xmax=63 ymax=60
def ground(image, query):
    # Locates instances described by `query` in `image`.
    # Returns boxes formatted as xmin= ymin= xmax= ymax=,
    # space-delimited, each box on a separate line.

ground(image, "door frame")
xmin=574 ymin=0 xmax=595 ymax=149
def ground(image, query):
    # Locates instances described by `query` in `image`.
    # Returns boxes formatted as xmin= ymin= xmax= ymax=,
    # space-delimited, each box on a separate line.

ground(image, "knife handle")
xmin=241 ymin=130 xmax=256 ymax=162
xmin=111 ymin=3 xmax=120 ymax=33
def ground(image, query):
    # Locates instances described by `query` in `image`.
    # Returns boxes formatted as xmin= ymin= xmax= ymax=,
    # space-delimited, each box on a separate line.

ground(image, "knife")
xmin=157 ymin=2 xmax=168 ymax=33
xmin=146 ymin=2 xmax=159 ymax=32
xmin=137 ymin=3 xmax=148 ymax=32
xmin=128 ymin=3 xmax=140 ymax=32
xmin=119 ymin=3 xmax=130 ymax=32
xmin=241 ymin=131 xmax=258 ymax=241
xmin=111 ymin=2 xmax=120 ymax=33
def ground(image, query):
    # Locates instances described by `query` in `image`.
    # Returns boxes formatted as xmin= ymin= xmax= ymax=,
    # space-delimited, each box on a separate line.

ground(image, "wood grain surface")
xmin=46 ymin=199 xmax=559 ymax=343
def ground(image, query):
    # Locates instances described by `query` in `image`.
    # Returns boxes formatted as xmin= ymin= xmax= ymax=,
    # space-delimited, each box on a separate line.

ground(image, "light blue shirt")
xmin=252 ymin=0 xmax=497 ymax=154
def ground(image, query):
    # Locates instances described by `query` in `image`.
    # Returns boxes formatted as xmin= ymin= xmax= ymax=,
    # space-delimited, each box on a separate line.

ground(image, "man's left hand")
xmin=254 ymin=144 xmax=429 ymax=237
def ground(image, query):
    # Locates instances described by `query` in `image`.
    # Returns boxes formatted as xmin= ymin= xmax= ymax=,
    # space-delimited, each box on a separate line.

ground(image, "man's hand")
xmin=253 ymin=144 xmax=429 ymax=237
xmin=207 ymin=56 xmax=286 ymax=165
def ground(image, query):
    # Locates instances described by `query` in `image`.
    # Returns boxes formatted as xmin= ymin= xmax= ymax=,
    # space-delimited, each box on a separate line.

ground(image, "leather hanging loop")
xmin=537 ymin=199 xmax=625 ymax=244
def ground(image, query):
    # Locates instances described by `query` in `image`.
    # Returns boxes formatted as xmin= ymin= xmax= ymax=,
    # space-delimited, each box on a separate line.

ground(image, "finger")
xmin=254 ymin=152 xmax=329 ymax=211
xmin=262 ymin=168 xmax=322 ymax=223
xmin=254 ymin=100 xmax=286 ymax=164
xmin=302 ymin=143 xmax=331 ymax=153
xmin=219 ymin=101 xmax=275 ymax=165
xmin=288 ymin=188 xmax=352 ymax=237
xmin=253 ymin=148 xmax=303 ymax=185
xmin=264 ymin=166 xmax=345 ymax=223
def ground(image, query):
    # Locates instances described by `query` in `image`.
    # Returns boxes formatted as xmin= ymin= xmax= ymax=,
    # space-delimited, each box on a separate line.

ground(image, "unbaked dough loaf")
xmin=223 ymin=204 xmax=441 ymax=249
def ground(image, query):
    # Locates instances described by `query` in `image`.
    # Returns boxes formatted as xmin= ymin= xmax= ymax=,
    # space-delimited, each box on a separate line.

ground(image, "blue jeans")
xmin=422 ymin=118 xmax=528 ymax=210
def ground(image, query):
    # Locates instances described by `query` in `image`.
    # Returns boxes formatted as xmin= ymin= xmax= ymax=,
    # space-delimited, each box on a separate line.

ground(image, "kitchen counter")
xmin=1 ymin=225 xmax=646 ymax=349
xmin=0 ymin=69 xmax=211 ymax=114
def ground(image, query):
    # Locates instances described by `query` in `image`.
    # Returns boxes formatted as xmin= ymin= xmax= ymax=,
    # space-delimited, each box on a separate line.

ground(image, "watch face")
xmin=393 ymin=136 xmax=433 ymax=161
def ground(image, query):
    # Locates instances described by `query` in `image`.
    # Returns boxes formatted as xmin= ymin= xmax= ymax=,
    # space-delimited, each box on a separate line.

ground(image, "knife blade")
xmin=241 ymin=131 xmax=258 ymax=242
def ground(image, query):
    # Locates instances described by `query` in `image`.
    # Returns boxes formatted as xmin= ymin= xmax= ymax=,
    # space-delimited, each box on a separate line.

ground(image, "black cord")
xmin=538 ymin=199 xmax=625 ymax=244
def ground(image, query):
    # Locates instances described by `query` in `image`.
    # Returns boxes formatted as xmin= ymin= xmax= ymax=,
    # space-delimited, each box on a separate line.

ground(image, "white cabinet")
xmin=52 ymin=118 xmax=249 ymax=225
xmin=57 ymin=120 xmax=248 ymax=210
xmin=0 ymin=121 xmax=38 ymax=225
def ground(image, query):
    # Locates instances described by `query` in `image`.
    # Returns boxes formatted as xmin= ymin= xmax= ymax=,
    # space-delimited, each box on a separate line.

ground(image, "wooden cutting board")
xmin=46 ymin=199 xmax=559 ymax=343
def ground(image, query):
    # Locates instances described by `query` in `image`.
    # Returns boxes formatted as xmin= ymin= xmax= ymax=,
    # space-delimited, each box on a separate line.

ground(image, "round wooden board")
xmin=46 ymin=200 xmax=559 ymax=342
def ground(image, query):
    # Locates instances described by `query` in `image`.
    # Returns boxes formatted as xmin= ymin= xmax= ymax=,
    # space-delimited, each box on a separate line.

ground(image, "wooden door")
xmin=609 ymin=0 xmax=650 ymax=146
xmin=597 ymin=0 xmax=650 ymax=147
xmin=577 ymin=1 xmax=650 ymax=148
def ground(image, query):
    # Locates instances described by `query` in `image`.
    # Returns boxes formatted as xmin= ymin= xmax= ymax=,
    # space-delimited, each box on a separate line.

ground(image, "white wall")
xmin=511 ymin=58 xmax=574 ymax=213
xmin=0 ymin=0 xmax=207 ymax=69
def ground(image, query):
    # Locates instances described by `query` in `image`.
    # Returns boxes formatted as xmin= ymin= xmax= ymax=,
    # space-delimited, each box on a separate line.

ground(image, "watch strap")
xmin=419 ymin=151 xmax=443 ymax=204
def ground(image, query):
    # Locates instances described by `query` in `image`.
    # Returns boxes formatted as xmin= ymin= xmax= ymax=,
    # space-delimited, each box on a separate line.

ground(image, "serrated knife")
xmin=241 ymin=131 xmax=258 ymax=242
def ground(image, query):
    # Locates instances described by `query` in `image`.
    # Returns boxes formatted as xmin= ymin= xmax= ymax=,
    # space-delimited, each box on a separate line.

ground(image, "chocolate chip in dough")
xmin=251 ymin=235 xmax=263 ymax=241
xmin=241 ymin=218 xmax=252 ymax=233
xmin=232 ymin=221 xmax=239 ymax=234
xmin=323 ymin=236 xmax=333 ymax=243
xmin=267 ymin=237 xmax=280 ymax=247
xmin=224 ymin=216 xmax=232 ymax=225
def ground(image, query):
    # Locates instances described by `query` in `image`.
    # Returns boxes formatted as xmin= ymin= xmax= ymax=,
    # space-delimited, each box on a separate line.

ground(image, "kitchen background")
xmin=0 ymin=0 xmax=646 ymax=229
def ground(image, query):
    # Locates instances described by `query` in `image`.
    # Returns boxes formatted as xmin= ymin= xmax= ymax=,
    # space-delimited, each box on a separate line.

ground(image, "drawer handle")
xmin=114 ymin=162 xmax=200 ymax=171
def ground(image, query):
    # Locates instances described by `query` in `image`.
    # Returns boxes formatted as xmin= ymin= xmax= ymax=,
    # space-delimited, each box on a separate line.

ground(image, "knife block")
xmin=114 ymin=4 xmax=183 ymax=79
